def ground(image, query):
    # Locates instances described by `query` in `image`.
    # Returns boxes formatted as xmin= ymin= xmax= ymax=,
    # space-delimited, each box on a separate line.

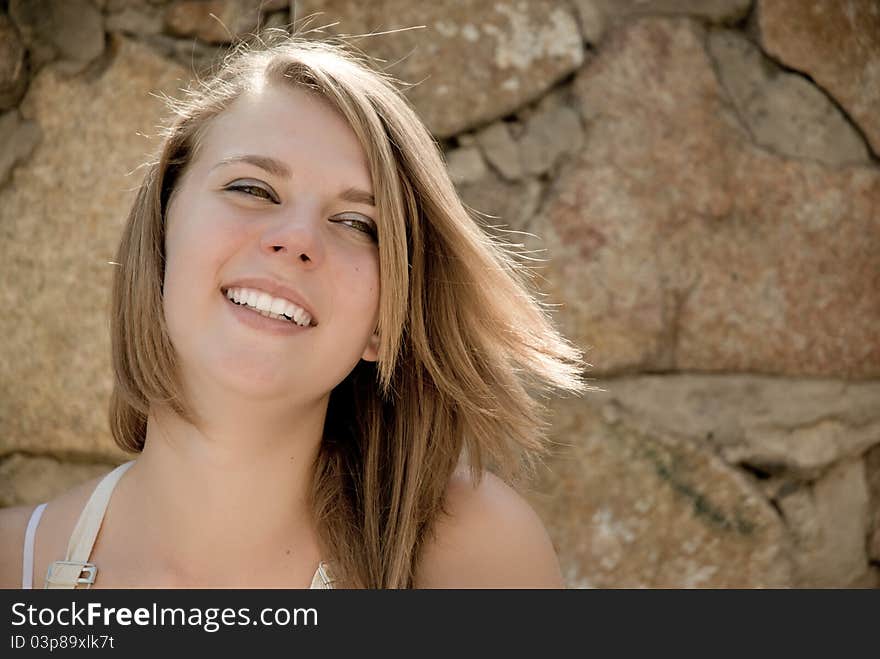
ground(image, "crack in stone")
xmin=747 ymin=38 xmax=878 ymax=162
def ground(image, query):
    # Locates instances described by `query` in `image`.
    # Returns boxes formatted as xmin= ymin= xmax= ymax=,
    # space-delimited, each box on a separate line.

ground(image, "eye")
xmin=335 ymin=214 xmax=378 ymax=241
xmin=224 ymin=181 xmax=278 ymax=203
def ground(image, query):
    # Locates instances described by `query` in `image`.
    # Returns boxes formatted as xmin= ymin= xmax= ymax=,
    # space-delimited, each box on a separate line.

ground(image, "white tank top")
xmin=21 ymin=461 xmax=335 ymax=589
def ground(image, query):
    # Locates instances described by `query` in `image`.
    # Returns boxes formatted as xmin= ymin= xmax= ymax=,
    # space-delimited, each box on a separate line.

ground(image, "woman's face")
xmin=162 ymin=83 xmax=380 ymax=405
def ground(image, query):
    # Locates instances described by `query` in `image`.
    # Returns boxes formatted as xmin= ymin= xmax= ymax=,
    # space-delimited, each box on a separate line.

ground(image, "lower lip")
xmin=222 ymin=292 xmax=313 ymax=336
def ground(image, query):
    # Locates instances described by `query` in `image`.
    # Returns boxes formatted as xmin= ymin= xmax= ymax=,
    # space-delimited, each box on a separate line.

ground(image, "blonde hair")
xmin=109 ymin=30 xmax=589 ymax=588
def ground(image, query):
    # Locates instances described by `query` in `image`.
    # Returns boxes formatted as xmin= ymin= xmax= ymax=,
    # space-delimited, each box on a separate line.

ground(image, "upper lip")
xmin=221 ymin=277 xmax=319 ymax=326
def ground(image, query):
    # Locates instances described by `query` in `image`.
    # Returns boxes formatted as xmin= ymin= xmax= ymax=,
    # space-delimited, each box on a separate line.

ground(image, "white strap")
xmin=66 ymin=461 xmax=135 ymax=562
xmin=310 ymin=561 xmax=335 ymax=589
xmin=45 ymin=461 xmax=135 ymax=589
xmin=22 ymin=503 xmax=47 ymax=589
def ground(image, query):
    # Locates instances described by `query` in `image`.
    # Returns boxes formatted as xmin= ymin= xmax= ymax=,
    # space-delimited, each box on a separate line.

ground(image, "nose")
xmin=259 ymin=207 xmax=325 ymax=265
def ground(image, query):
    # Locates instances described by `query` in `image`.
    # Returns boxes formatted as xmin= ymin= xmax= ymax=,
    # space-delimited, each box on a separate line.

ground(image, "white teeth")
xmin=256 ymin=292 xmax=272 ymax=311
xmin=225 ymin=286 xmax=313 ymax=327
xmin=294 ymin=308 xmax=311 ymax=326
xmin=269 ymin=297 xmax=287 ymax=316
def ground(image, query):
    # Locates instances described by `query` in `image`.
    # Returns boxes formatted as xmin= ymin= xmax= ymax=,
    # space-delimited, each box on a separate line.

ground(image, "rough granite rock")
xmin=776 ymin=459 xmax=871 ymax=587
xmin=519 ymin=103 xmax=584 ymax=177
xmin=0 ymin=454 xmax=119 ymax=508
xmin=9 ymin=0 xmax=105 ymax=73
xmin=708 ymin=29 xmax=869 ymax=166
xmin=533 ymin=18 xmax=880 ymax=376
xmin=105 ymin=3 xmax=165 ymax=35
xmin=0 ymin=110 xmax=41 ymax=187
xmin=0 ymin=14 xmax=28 ymax=110
xmin=138 ymin=32 xmax=221 ymax=75
xmin=594 ymin=375 xmax=880 ymax=477
xmin=445 ymin=145 xmax=488 ymax=187
xmin=164 ymin=0 xmax=286 ymax=44
xmin=0 ymin=36 xmax=186 ymax=461
xmin=867 ymin=445 xmax=880 ymax=563
xmin=475 ymin=121 xmax=524 ymax=181
xmin=100 ymin=0 xmax=176 ymax=10
xmin=290 ymin=0 xmax=584 ymax=137
xmin=527 ymin=390 xmax=794 ymax=588
xmin=572 ymin=0 xmax=753 ymax=43
xmin=758 ymin=0 xmax=880 ymax=156
xmin=455 ymin=168 xmax=544 ymax=236
xmin=472 ymin=95 xmax=584 ymax=182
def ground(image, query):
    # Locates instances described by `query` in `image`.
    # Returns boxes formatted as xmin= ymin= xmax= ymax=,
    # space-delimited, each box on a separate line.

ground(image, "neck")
xmin=118 ymin=389 xmax=329 ymax=581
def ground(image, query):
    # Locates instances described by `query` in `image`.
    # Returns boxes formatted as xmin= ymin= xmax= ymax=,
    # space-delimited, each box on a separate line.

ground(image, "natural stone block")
xmin=518 ymin=103 xmax=584 ymax=177
xmin=291 ymin=0 xmax=584 ymax=137
xmin=535 ymin=18 xmax=880 ymax=376
xmin=758 ymin=0 xmax=880 ymax=156
xmin=866 ymin=444 xmax=880 ymax=563
xmin=709 ymin=29 xmax=869 ymax=166
xmin=595 ymin=375 xmax=880 ymax=477
xmin=571 ymin=0 xmax=607 ymax=44
xmin=0 ymin=110 xmax=41 ymax=187
xmin=777 ymin=460 xmax=870 ymax=587
xmin=475 ymin=121 xmax=523 ymax=181
xmin=164 ymin=0 xmax=281 ymax=44
xmin=0 ymin=14 xmax=28 ymax=110
xmin=106 ymin=4 xmax=165 ymax=35
xmin=456 ymin=169 xmax=544 ymax=236
xmin=138 ymin=32 xmax=220 ymax=75
xmin=9 ymin=0 xmax=105 ymax=73
xmin=445 ymin=146 xmax=487 ymax=187
xmin=0 ymin=36 xmax=186 ymax=460
xmin=163 ymin=0 xmax=231 ymax=43
xmin=0 ymin=454 xmax=117 ymax=507
xmin=572 ymin=0 xmax=753 ymax=43
xmin=528 ymin=389 xmax=794 ymax=587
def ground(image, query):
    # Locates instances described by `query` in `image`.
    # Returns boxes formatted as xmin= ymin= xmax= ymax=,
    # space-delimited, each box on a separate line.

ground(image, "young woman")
xmin=0 ymin=33 xmax=588 ymax=589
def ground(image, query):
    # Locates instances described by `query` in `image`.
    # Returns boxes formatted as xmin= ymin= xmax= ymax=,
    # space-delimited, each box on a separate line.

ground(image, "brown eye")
xmin=335 ymin=215 xmax=378 ymax=240
xmin=226 ymin=183 xmax=277 ymax=202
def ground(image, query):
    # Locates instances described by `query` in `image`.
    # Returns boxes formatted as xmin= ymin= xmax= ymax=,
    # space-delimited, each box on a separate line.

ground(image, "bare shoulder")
xmin=0 ymin=505 xmax=36 ymax=588
xmin=0 ymin=474 xmax=106 ymax=589
xmin=414 ymin=468 xmax=565 ymax=589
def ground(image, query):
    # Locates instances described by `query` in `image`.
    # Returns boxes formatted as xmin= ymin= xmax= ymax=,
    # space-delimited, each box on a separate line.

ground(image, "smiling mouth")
xmin=220 ymin=288 xmax=317 ymax=329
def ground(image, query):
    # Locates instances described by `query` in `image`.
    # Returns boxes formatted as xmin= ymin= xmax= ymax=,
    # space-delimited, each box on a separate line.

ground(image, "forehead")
xmin=195 ymin=83 xmax=372 ymax=189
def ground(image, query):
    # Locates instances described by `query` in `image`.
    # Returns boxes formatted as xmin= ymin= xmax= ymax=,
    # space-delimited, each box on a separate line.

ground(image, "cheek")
xmin=165 ymin=203 xmax=242 ymax=289
xmin=162 ymin=205 xmax=243 ymax=336
xmin=351 ymin=258 xmax=381 ymax=312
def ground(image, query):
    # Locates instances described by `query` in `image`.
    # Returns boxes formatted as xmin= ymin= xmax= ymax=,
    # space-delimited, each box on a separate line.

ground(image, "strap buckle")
xmin=45 ymin=561 xmax=98 ymax=588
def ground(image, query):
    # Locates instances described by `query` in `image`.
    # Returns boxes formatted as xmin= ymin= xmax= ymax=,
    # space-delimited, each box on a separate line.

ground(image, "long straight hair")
xmin=109 ymin=31 xmax=590 ymax=588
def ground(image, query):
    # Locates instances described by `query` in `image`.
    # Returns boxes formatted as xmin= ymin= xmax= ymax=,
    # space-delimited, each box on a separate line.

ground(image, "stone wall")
xmin=1 ymin=0 xmax=878 ymax=588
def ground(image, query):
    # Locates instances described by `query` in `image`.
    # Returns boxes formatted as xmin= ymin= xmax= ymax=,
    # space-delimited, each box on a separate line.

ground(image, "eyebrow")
xmin=212 ymin=154 xmax=375 ymax=206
